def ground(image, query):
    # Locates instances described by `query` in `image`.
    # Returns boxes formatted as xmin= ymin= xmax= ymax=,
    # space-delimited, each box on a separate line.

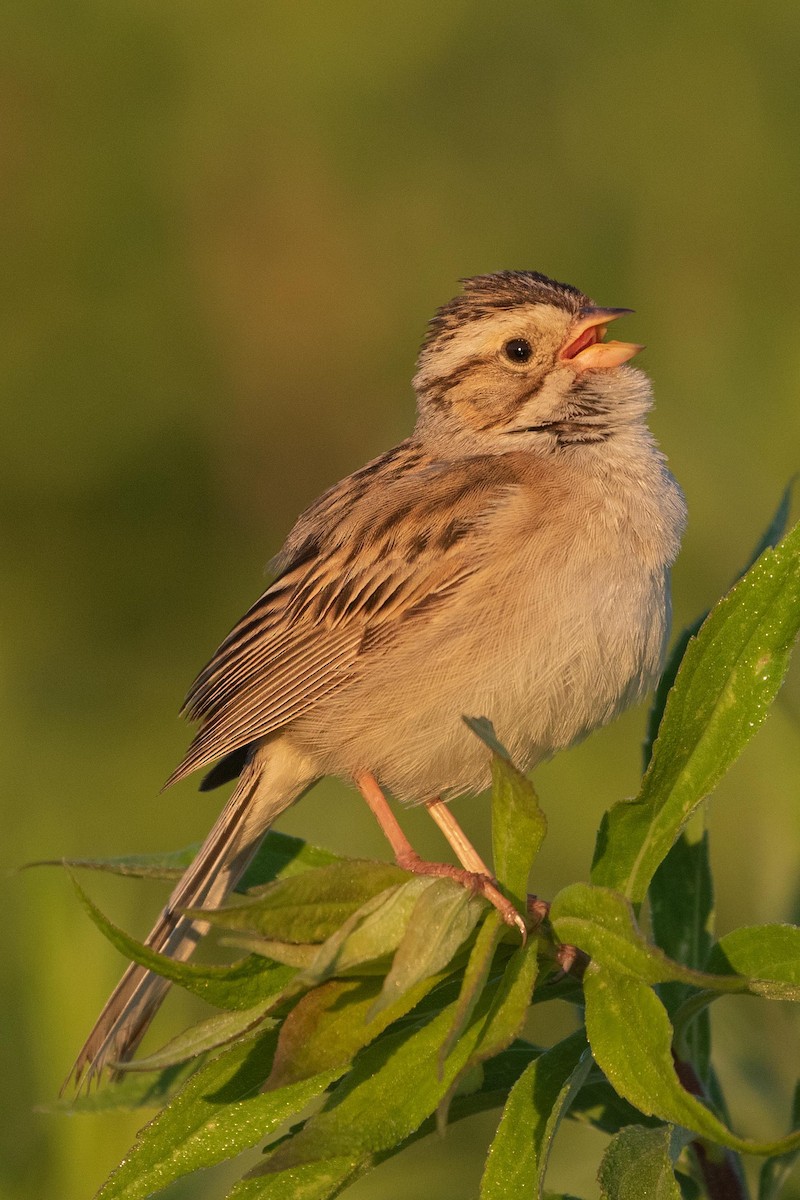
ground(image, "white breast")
xmin=294 ymin=439 xmax=685 ymax=803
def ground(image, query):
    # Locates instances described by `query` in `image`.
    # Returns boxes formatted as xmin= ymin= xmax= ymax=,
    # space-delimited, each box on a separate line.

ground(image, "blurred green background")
xmin=3 ymin=2 xmax=800 ymax=1197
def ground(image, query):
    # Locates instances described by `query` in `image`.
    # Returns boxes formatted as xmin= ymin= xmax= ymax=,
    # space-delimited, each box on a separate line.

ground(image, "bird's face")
xmin=413 ymin=272 xmax=650 ymax=454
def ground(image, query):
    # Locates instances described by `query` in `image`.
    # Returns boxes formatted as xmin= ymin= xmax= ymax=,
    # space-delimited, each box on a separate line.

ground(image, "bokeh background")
xmin=3 ymin=3 xmax=800 ymax=1197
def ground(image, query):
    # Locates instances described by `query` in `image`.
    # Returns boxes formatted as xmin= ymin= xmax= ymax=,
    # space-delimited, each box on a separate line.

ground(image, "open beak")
xmin=559 ymin=307 xmax=643 ymax=371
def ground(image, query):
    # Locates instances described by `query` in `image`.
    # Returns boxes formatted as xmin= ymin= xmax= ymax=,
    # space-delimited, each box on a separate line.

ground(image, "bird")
xmin=69 ymin=269 xmax=686 ymax=1086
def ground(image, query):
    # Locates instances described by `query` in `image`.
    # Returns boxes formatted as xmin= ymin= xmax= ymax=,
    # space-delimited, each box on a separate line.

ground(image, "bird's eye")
xmin=504 ymin=338 xmax=533 ymax=363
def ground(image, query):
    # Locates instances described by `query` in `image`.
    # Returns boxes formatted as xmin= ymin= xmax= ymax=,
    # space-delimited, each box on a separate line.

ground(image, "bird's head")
xmin=413 ymin=271 xmax=650 ymax=455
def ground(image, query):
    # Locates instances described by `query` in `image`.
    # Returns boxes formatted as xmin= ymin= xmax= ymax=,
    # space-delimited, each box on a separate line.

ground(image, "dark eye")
xmin=504 ymin=338 xmax=533 ymax=363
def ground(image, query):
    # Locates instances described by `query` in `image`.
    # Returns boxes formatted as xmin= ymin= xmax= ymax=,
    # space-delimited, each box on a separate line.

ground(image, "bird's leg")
xmin=353 ymin=771 xmax=526 ymax=936
xmin=425 ymin=797 xmax=526 ymax=936
xmin=424 ymin=797 xmax=492 ymax=875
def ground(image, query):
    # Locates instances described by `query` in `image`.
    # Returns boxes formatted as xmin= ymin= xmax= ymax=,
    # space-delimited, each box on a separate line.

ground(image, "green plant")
xmin=58 ymin=498 xmax=800 ymax=1200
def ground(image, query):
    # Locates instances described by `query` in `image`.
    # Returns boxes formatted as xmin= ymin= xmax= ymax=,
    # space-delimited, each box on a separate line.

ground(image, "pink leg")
xmin=354 ymin=772 xmax=526 ymax=937
xmin=424 ymin=797 xmax=493 ymax=875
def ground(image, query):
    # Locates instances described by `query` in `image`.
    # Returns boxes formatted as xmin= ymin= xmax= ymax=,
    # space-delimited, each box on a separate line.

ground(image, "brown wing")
xmin=166 ymin=443 xmax=522 ymax=786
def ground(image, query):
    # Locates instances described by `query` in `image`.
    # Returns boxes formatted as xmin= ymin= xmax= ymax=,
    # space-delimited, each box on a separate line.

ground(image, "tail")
xmin=68 ymin=746 xmax=310 ymax=1089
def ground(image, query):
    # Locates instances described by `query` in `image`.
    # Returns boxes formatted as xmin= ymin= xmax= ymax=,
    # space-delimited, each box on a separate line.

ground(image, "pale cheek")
xmin=509 ymin=369 xmax=572 ymax=426
xmin=448 ymin=371 xmax=540 ymax=431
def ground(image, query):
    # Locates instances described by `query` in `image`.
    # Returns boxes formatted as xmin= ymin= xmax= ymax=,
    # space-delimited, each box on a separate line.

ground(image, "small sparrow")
xmin=71 ymin=270 xmax=686 ymax=1084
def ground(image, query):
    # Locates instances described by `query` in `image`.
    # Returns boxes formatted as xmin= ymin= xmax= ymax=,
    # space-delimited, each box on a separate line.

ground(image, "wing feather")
xmin=167 ymin=444 xmax=524 ymax=787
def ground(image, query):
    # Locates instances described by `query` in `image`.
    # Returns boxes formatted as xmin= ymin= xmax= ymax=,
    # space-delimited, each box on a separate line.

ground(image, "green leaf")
xmin=96 ymin=1030 xmax=339 ymax=1200
xmin=670 ymin=922 xmax=800 ymax=1067
xmin=668 ymin=926 xmax=800 ymax=1051
xmin=299 ymin=877 xmax=448 ymax=987
xmin=479 ymin=1031 xmax=591 ymax=1199
xmin=466 ymin=716 xmax=547 ymax=905
xmin=583 ymin=966 xmax=800 ymax=1155
xmin=71 ymin=874 xmax=296 ymax=1009
xmin=592 ymin=520 xmax=800 ymax=903
xmin=707 ymin=925 xmax=800 ymax=989
xmin=115 ymin=1002 xmax=277 ymax=1072
xmin=239 ymin=832 xmax=341 ymax=889
xmin=648 ymin=825 xmax=715 ymax=1078
xmin=439 ymin=937 xmax=540 ymax=1130
xmin=650 ymin=826 xmax=715 ymax=974
xmin=266 ymin=969 xmax=451 ymax=1091
xmin=743 ymin=478 xmax=795 ymax=572
xmin=372 ymin=878 xmax=485 ymax=1017
xmin=550 ymin=882 xmax=762 ymax=994
xmin=642 ymin=619 xmax=703 ymax=770
xmin=34 ymin=845 xmax=198 ymax=881
xmin=228 ymin=1157 xmax=363 ymax=1200
xmin=569 ymin=1070 xmax=661 ymax=1134
xmin=438 ymin=910 xmax=505 ymax=1065
xmin=254 ymin=978 xmax=504 ymax=1175
xmin=43 ymin=1060 xmax=199 ymax=1114
xmin=491 ymin=755 xmax=548 ymax=906
xmin=759 ymin=1083 xmax=800 ymax=1200
xmin=643 ymin=481 xmax=794 ymax=766
xmin=34 ymin=832 xmax=339 ymax=886
xmin=464 ymin=714 xmax=514 ymax=761
xmin=192 ymin=861 xmax=408 ymax=945
xmin=297 ymin=1039 xmax=547 ymax=1194
xmin=597 ymin=1124 xmax=689 ymax=1200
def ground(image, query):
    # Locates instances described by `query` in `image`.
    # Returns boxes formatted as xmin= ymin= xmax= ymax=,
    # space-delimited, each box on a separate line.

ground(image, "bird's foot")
xmin=396 ymin=849 xmax=527 ymax=939
xmin=526 ymin=894 xmax=587 ymax=979
xmin=526 ymin=894 xmax=550 ymax=925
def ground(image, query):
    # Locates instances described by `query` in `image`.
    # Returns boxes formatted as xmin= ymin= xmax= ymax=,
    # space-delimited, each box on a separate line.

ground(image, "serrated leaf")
xmin=371 ymin=878 xmax=485 ymax=1017
xmin=116 ymin=1001 xmax=276 ymax=1072
xmin=96 ymin=1030 xmax=339 ymax=1200
xmin=192 ymin=861 xmax=408 ymax=945
xmin=480 ymin=1030 xmax=591 ymax=1199
xmin=583 ymin=966 xmax=800 ymax=1155
xmin=597 ymin=1124 xmax=688 ymax=1200
xmin=71 ymin=874 xmax=296 ymax=1009
xmin=592 ymin=520 xmax=800 ymax=903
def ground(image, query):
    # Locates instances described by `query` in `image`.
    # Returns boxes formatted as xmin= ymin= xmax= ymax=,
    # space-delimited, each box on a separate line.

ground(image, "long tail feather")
xmin=67 ymin=752 xmax=298 ymax=1089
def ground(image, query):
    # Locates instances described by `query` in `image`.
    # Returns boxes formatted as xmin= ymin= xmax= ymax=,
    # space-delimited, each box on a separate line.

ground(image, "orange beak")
xmin=559 ymin=307 xmax=643 ymax=371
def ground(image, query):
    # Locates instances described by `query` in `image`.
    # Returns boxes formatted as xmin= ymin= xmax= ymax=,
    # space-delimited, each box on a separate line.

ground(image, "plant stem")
xmin=673 ymin=1056 xmax=749 ymax=1200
